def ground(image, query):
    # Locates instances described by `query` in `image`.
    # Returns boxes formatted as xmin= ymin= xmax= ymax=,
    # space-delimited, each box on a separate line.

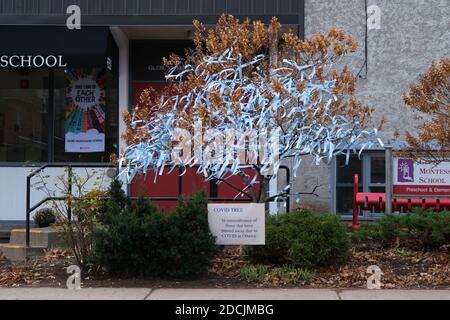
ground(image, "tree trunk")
xmin=258 ymin=175 xmax=271 ymax=217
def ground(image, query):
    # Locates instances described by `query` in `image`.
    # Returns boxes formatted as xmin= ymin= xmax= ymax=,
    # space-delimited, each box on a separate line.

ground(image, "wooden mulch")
xmin=1 ymin=246 xmax=449 ymax=289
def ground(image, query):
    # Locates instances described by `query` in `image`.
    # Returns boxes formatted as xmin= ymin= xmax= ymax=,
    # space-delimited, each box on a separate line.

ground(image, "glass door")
xmin=335 ymin=155 xmax=363 ymax=215
xmin=363 ymin=154 xmax=386 ymax=218
xmin=335 ymin=152 xmax=386 ymax=216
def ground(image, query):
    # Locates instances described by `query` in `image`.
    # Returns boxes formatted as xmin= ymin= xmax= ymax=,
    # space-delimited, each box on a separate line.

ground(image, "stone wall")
xmin=284 ymin=0 xmax=450 ymax=213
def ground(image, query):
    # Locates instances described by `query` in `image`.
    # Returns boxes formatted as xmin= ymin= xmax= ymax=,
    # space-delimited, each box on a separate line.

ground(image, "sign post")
xmin=207 ymin=203 xmax=265 ymax=245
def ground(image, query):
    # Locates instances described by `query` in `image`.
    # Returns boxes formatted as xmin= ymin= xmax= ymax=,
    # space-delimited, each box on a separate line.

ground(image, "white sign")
xmin=65 ymin=129 xmax=105 ymax=153
xmin=393 ymin=158 xmax=450 ymax=195
xmin=207 ymin=203 xmax=265 ymax=245
xmin=0 ymin=55 xmax=67 ymax=68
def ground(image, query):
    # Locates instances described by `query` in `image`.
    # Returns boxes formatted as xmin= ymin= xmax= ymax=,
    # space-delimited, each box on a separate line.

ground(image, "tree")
xmin=120 ymin=15 xmax=381 ymax=205
xmin=401 ymin=57 xmax=450 ymax=163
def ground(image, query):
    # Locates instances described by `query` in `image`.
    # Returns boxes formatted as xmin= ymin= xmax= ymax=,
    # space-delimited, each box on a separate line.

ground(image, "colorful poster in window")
xmin=65 ymin=68 xmax=106 ymax=153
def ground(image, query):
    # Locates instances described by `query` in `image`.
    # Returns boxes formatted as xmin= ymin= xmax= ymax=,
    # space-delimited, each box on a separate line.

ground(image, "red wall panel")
xmin=130 ymin=82 xmax=257 ymax=213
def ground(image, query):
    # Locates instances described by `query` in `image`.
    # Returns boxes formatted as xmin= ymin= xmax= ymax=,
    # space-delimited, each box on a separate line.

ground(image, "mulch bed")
xmin=311 ymin=247 xmax=450 ymax=289
xmin=1 ymin=247 xmax=449 ymax=289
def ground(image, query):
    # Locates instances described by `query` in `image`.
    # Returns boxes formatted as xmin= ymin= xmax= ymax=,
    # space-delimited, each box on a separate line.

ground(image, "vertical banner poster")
xmin=65 ymin=68 xmax=106 ymax=153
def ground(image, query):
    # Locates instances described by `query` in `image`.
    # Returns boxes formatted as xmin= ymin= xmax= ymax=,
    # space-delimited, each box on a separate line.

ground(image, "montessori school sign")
xmin=393 ymin=158 xmax=450 ymax=196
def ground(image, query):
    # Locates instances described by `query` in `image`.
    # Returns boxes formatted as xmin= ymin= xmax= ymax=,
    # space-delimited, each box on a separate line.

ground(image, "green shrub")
xmin=93 ymin=182 xmax=217 ymax=279
xmin=349 ymin=223 xmax=383 ymax=244
xmin=396 ymin=248 xmax=411 ymax=257
xmin=33 ymin=208 xmax=56 ymax=228
xmin=244 ymin=209 xmax=350 ymax=269
xmin=240 ymin=264 xmax=315 ymax=285
xmin=269 ymin=265 xmax=315 ymax=285
xmin=106 ymin=179 xmax=130 ymax=218
xmin=164 ymin=192 xmax=218 ymax=278
xmin=93 ymin=195 xmax=165 ymax=276
xmin=240 ymin=265 xmax=268 ymax=283
xmin=350 ymin=209 xmax=450 ymax=249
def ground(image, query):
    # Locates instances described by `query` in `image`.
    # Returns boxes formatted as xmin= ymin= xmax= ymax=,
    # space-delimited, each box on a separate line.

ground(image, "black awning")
xmin=0 ymin=26 xmax=118 ymax=74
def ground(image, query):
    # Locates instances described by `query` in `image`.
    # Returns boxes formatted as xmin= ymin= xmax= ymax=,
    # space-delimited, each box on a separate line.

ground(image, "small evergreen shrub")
xmin=164 ymin=192 xmax=218 ymax=278
xmin=240 ymin=265 xmax=268 ymax=283
xmin=93 ymin=181 xmax=217 ymax=279
xmin=93 ymin=181 xmax=168 ymax=277
xmin=350 ymin=209 xmax=450 ymax=249
xmin=240 ymin=264 xmax=315 ymax=285
xmin=268 ymin=265 xmax=315 ymax=285
xmin=33 ymin=208 xmax=56 ymax=227
xmin=244 ymin=209 xmax=350 ymax=269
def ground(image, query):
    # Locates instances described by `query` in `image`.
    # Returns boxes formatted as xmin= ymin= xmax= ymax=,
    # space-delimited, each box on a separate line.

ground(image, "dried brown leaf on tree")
xmin=400 ymin=57 xmax=450 ymax=163
xmin=121 ymin=14 xmax=377 ymax=203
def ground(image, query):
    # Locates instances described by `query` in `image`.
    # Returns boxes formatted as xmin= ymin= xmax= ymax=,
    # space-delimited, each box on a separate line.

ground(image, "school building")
xmin=0 ymin=0 xmax=448 ymax=225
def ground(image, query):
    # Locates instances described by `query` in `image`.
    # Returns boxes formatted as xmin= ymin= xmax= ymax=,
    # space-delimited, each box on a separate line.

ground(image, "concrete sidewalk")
xmin=0 ymin=288 xmax=449 ymax=300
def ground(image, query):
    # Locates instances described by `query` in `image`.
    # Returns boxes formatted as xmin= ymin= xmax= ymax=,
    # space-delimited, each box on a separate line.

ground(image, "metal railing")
xmin=350 ymin=173 xmax=450 ymax=229
xmin=26 ymin=164 xmax=291 ymax=247
xmin=26 ymin=163 xmax=115 ymax=247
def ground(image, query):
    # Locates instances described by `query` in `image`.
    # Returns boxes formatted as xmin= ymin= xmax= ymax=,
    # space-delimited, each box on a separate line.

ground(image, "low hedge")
xmin=350 ymin=209 xmax=450 ymax=249
xmin=244 ymin=209 xmax=350 ymax=270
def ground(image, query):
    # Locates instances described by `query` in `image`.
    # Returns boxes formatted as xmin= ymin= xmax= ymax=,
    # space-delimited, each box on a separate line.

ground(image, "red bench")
xmin=350 ymin=174 xmax=450 ymax=229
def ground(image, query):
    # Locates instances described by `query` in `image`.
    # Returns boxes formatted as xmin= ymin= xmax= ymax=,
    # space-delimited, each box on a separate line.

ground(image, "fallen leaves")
xmin=0 ymin=269 xmax=32 ymax=287
xmin=0 ymin=249 xmax=74 ymax=287
xmin=44 ymin=249 xmax=72 ymax=262
xmin=210 ymin=246 xmax=450 ymax=289
xmin=310 ymin=248 xmax=450 ymax=289
xmin=209 ymin=246 xmax=248 ymax=279
xmin=1 ymin=246 xmax=449 ymax=289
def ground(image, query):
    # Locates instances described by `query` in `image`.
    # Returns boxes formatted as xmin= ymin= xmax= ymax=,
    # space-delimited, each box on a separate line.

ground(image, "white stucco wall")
xmin=0 ymin=166 xmax=120 ymax=221
xmin=285 ymin=0 xmax=450 ymax=213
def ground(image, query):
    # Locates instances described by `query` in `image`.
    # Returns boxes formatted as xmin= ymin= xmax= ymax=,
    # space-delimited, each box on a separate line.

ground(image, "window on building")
xmin=335 ymin=153 xmax=386 ymax=215
xmin=0 ymin=69 xmax=49 ymax=162
xmin=369 ymin=156 xmax=386 ymax=192
xmin=0 ymin=68 xmax=118 ymax=164
xmin=336 ymin=155 xmax=362 ymax=214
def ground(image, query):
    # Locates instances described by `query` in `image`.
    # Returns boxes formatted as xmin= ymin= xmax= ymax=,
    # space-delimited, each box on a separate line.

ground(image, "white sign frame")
xmin=207 ymin=203 xmax=265 ymax=245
